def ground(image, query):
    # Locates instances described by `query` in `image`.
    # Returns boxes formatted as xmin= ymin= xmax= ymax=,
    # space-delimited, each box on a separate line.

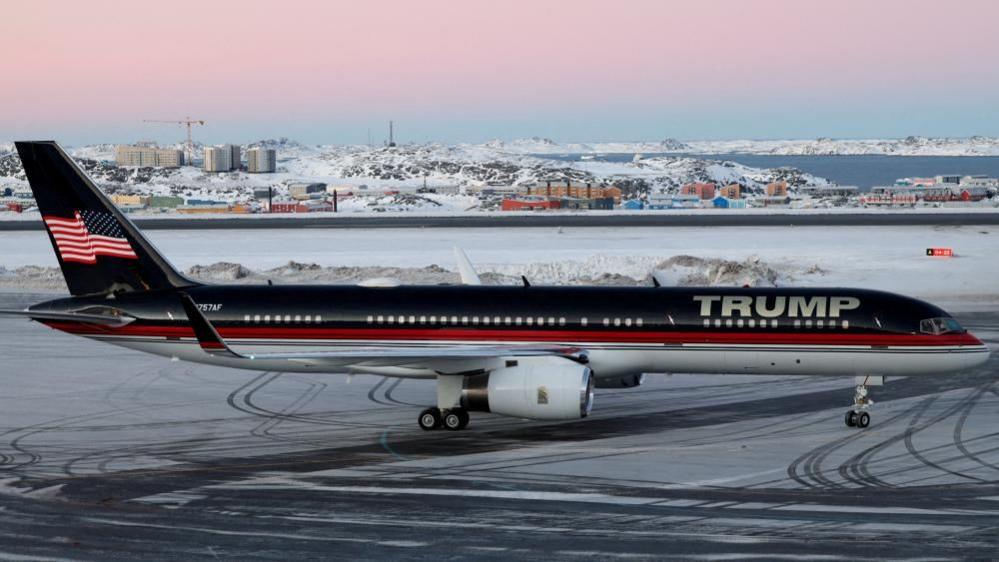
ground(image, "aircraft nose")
xmin=966 ymin=331 xmax=991 ymax=366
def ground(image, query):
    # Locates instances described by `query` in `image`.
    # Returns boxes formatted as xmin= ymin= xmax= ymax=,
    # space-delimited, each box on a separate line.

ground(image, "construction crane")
xmin=142 ymin=117 xmax=206 ymax=164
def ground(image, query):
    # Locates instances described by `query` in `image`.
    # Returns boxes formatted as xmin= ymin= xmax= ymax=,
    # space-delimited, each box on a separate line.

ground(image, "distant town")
xmin=1 ymin=141 xmax=997 ymax=216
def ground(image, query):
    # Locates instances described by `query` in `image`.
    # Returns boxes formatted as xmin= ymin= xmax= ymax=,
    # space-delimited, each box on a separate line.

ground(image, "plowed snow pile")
xmin=0 ymin=255 xmax=791 ymax=291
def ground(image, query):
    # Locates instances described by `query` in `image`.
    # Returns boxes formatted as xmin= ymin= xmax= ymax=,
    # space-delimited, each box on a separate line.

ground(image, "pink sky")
xmin=2 ymin=0 xmax=997 ymax=143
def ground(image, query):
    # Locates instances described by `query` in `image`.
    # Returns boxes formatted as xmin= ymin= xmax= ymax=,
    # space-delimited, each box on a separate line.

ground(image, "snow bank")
xmin=0 ymin=255 xmax=791 ymax=292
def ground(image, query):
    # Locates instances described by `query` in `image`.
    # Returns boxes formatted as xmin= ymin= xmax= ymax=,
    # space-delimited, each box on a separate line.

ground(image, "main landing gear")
xmin=418 ymin=407 xmax=470 ymax=431
xmin=418 ymin=374 xmax=473 ymax=431
xmin=844 ymin=376 xmax=881 ymax=429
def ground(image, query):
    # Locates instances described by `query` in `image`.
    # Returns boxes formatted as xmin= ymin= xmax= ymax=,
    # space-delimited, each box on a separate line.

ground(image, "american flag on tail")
xmin=43 ymin=210 xmax=138 ymax=264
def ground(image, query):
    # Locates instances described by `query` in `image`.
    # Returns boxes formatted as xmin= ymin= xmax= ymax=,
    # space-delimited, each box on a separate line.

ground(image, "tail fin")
xmin=15 ymin=141 xmax=197 ymax=296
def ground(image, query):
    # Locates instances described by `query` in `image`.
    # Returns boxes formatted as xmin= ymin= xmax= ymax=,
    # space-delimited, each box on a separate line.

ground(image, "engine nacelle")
xmin=595 ymin=373 xmax=645 ymax=389
xmin=462 ymin=357 xmax=594 ymax=420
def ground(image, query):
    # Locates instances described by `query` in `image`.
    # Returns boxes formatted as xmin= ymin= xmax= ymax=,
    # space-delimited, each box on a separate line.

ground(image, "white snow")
xmin=488 ymin=136 xmax=999 ymax=157
xmin=1 ymin=225 xmax=996 ymax=309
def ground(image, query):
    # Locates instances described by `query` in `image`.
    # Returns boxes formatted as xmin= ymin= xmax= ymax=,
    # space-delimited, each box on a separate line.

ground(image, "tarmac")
xmin=1 ymin=211 xmax=999 ymax=231
xmin=0 ymin=291 xmax=997 ymax=560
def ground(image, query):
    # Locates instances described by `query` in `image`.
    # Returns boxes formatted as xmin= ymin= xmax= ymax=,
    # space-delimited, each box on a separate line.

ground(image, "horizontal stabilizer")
xmin=0 ymin=308 xmax=135 ymax=327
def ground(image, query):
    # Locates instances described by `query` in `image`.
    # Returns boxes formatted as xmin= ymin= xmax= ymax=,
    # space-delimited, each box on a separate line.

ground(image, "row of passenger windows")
xmin=703 ymin=318 xmax=850 ymax=329
xmin=238 ymin=314 xmax=848 ymax=330
xmin=366 ymin=315 xmax=646 ymax=328
xmin=244 ymin=314 xmax=321 ymax=324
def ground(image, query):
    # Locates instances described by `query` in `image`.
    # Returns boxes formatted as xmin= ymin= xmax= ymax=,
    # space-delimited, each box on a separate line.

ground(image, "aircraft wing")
xmin=178 ymin=293 xmax=586 ymax=373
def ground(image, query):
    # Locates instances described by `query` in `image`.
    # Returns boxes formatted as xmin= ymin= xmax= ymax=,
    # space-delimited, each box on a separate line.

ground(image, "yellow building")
xmin=176 ymin=204 xmax=233 ymax=214
xmin=111 ymin=194 xmax=151 ymax=207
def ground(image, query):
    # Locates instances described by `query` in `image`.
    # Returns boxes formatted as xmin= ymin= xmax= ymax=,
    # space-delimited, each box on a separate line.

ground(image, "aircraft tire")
xmin=857 ymin=412 xmax=870 ymax=428
xmin=845 ymin=410 xmax=857 ymax=427
xmin=443 ymin=409 xmax=466 ymax=431
xmin=419 ymin=407 xmax=442 ymax=430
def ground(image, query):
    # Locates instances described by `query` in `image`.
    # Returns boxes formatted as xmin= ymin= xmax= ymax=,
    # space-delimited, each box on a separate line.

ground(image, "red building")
xmin=501 ymin=198 xmax=561 ymax=211
xmin=270 ymin=201 xmax=335 ymax=213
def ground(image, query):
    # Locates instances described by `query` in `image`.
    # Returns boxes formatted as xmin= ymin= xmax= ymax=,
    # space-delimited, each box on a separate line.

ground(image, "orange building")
xmin=719 ymin=184 xmax=741 ymax=199
xmin=680 ymin=182 xmax=716 ymax=200
xmin=766 ymin=181 xmax=788 ymax=197
xmin=526 ymin=182 xmax=622 ymax=203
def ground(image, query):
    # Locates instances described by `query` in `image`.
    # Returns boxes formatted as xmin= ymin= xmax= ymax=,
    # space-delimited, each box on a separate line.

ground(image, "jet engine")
xmin=462 ymin=356 xmax=594 ymax=420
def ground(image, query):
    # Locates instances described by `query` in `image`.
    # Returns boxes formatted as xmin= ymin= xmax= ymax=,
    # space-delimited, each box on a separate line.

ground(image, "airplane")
xmin=0 ymin=141 xmax=990 ymax=432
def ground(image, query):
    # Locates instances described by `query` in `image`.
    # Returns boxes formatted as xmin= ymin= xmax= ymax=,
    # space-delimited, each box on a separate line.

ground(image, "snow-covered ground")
xmin=1 ymin=225 xmax=996 ymax=310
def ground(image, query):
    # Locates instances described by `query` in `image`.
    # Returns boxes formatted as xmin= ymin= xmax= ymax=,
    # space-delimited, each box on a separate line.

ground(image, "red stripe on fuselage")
xmin=37 ymin=321 xmax=984 ymax=347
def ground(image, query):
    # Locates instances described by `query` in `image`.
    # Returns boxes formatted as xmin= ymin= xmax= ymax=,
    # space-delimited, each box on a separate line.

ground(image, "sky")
xmin=1 ymin=0 xmax=998 ymax=146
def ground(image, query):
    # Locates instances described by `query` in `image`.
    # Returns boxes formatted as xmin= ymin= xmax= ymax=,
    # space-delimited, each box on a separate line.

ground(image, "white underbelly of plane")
xmin=87 ymin=335 xmax=987 ymax=379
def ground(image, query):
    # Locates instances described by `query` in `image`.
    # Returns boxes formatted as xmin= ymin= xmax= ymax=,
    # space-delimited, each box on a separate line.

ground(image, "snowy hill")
xmin=470 ymin=136 xmax=999 ymax=156
xmin=484 ymin=137 xmax=692 ymax=154
xmin=685 ymin=136 xmax=999 ymax=156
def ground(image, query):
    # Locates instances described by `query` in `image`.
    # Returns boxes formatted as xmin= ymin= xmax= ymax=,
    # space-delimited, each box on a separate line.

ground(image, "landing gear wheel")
xmin=418 ymin=407 xmax=442 ymax=431
xmin=857 ymin=411 xmax=871 ymax=428
xmin=443 ymin=408 xmax=470 ymax=431
xmin=845 ymin=410 xmax=858 ymax=427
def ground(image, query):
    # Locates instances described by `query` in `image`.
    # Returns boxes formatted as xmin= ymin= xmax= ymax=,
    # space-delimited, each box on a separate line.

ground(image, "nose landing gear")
xmin=844 ymin=377 xmax=880 ymax=429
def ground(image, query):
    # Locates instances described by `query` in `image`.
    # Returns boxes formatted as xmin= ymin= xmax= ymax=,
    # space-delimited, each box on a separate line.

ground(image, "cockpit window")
xmin=919 ymin=317 xmax=964 ymax=335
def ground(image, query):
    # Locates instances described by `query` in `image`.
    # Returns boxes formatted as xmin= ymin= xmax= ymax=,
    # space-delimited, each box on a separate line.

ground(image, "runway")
xmin=1 ymin=291 xmax=997 ymax=560
xmin=1 ymin=210 xmax=999 ymax=231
